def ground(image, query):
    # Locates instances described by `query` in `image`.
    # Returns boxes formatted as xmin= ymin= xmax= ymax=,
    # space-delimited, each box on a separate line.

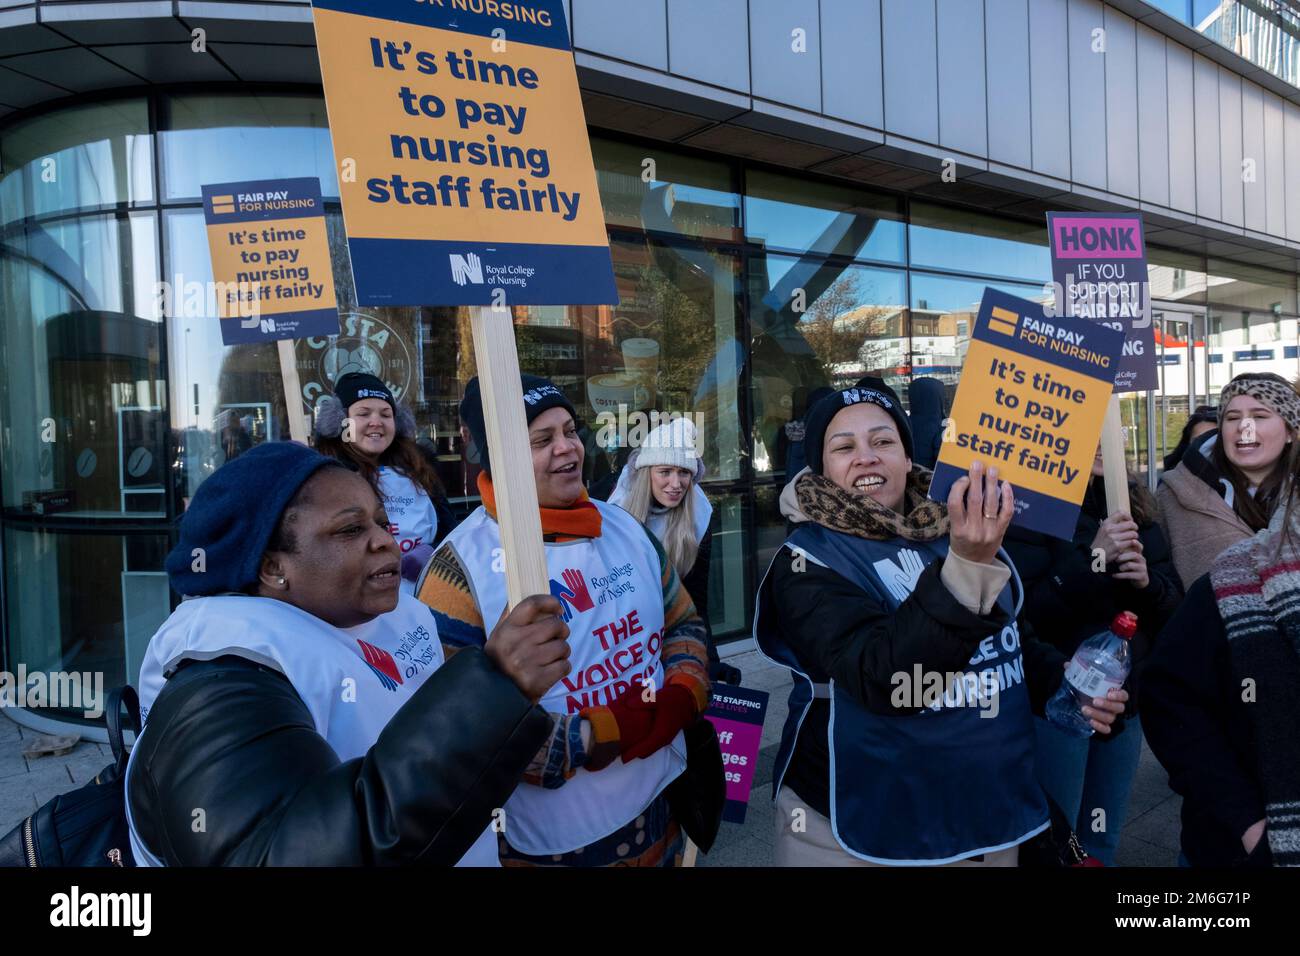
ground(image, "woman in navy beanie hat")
xmin=123 ymin=441 xmax=570 ymax=867
xmin=164 ymin=441 xmax=338 ymax=596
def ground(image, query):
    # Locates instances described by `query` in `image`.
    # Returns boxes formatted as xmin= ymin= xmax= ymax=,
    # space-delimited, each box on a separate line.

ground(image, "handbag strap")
xmin=105 ymin=685 xmax=140 ymax=772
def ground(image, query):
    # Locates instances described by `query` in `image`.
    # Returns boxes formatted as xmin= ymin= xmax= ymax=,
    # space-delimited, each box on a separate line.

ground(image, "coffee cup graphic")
xmin=587 ymin=372 xmax=651 ymax=414
xmin=621 ymin=338 xmax=660 ymax=402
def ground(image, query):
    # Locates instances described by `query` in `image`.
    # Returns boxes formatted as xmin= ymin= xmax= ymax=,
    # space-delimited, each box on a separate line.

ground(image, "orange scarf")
xmin=477 ymin=473 xmax=602 ymax=541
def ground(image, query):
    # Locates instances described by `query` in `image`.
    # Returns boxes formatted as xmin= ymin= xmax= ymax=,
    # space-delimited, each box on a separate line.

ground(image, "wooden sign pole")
xmin=469 ymin=305 xmax=550 ymax=607
xmin=277 ymin=339 xmax=309 ymax=444
xmin=1100 ymin=394 xmax=1131 ymax=516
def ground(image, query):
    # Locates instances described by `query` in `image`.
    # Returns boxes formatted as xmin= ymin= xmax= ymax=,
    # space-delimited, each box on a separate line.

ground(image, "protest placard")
xmin=310 ymin=0 xmax=618 ymax=605
xmin=1047 ymin=211 xmax=1156 ymax=393
xmin=202 ymin=177 xmax=339 ymax=442
xmin=929 ymin=288 xmax=1125 ymax=540
xmin=705 ymin=685 xmax=770 ymax=826
xmin=310 ymin=0 xmax=617 ymax=307
xmin=201 ymin=177 xmax=338 ymax=345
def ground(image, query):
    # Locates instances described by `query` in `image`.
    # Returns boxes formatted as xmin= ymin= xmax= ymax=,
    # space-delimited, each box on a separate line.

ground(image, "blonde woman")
xmin=610 ymin=418 xmax=737 ymax=683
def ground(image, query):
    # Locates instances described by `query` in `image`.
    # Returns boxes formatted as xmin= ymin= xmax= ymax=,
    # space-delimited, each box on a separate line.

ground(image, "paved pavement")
xmin=697 ymin=648 xmax=1183 ymax=868
xmin=0 ymin=648 xmax=1183 ymax=865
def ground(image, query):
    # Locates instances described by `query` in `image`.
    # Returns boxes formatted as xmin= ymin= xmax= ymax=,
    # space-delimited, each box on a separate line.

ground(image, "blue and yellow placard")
xmin=309 ymin=0 xmax=618 ymax=306
xmin=928 ymin=288 xmax=1125 ymax=540
xmin=201 ymin=177 xmax=340 ymax=345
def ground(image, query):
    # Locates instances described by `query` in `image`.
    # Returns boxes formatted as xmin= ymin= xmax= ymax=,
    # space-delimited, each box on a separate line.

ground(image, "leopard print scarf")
xmin=795 ymin=466 xmax=949 ymax=542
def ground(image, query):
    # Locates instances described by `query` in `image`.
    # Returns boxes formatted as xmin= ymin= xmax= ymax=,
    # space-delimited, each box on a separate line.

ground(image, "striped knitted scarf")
xmin=1210 ymin=506 xmax=1300 ymax=867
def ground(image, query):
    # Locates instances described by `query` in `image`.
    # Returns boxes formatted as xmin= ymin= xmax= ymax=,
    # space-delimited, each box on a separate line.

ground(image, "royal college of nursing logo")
xmin=549 ymin=568 xmax=595 ymax=623
xmin=449 ymin=252 xmax=484 ymax=286
xmin=304 ymin=312 xmax=413 ymax=413
xmin=356 ymin=639 xmax=403 ymax=692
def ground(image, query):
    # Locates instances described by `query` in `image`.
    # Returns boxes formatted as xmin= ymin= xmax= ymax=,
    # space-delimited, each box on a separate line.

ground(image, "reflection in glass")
xmin=0 ymin=98 xmax=153 ymax=225
xmin=160 ymin=93 xmax=339 ymax=200
xmin=592 ymin=137 xmax=740 ymax=242
xmin=745 ymin=169 xmax=905 ymax=264
xmin=749 ymin=254 xmax=907 ymax=477
xmin=1205 ymin=308 xmax=1300 ymax=392
xmin=1207 ymin=259 xmax=1298 ymax=314
xmin=575 ymin=235 xmax=744 ymax=486
xmin=1148 ymin=247 xmax=1208 ymax=305
xmin=701 ymin=492 xmax=746 ymax=636
xmin=909 ymin=202 xmax=1050 ymax=283
xmin=4 ymin=527 xmax=170 ymax=711
xmin=0 ymin=213 xmax=162 ymax=514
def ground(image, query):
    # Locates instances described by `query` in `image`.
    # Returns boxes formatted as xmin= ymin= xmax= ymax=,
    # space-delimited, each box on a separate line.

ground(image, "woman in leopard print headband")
xmin=1158 ymin=372 xmax=1300 ymax=588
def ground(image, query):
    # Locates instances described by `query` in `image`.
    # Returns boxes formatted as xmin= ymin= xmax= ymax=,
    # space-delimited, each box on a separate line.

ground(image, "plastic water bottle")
xmin=1046 ymin=611 xmax=1136 ymax=738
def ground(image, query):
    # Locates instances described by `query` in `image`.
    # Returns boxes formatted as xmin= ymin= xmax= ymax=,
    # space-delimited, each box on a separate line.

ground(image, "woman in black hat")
xmin=756 ymin=384 xmax=1127 ymax=866
xmin=125 ymin=441 xmax=569 ymax=866
xmin=314 ymin=372 xmax=456 ymax=592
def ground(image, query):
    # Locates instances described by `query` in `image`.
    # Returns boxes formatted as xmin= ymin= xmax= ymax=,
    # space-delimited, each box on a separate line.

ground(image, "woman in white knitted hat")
xmin=609 ymin=417 xmax=737 ymax=682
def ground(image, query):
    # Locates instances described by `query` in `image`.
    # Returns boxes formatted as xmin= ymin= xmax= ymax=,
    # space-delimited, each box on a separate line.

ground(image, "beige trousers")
xmin=773 ymin=786 xmax=1019 ymax=868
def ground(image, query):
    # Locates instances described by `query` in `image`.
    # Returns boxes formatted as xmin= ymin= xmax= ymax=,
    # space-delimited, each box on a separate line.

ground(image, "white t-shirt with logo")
xmin=378 ymin=467 xmax=438 ymax=594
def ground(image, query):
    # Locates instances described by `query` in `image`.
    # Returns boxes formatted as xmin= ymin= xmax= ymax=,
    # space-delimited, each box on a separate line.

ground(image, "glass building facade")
xmin=1145 ymin=0 xmax=1300 ymax=88
xmin=2 ymin=89 xmax=1299 ymax=722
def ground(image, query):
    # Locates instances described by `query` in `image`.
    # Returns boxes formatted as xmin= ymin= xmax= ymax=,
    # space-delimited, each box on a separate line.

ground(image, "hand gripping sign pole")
xmin=468 ymin=305 xmax=550 ymax=604
xmin=1100 ymin=396 xmax=1131 ymax=517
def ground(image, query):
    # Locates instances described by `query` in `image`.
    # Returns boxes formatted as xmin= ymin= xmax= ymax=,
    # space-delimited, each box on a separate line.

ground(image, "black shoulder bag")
xmin=0 ymin=685 xmax=140 ymax=867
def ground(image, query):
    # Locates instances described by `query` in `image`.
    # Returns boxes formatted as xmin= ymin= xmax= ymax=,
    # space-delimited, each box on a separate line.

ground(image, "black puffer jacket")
xmin=770 ymin=547 xmax=1066 ymax=821
xmin=1003 ymin=477 xmax=1184 ymax=714
xmin=127 ymin=648 xmax=550 ymax=866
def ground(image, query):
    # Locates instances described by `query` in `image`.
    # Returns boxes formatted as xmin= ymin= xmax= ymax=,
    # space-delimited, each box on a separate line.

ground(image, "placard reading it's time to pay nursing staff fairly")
xmin=928 ymin=288 xmax=1125 ymax=541
xmin=309 ymin=0 xmax=618 ymax=307
xmin=201 ymin=177 xmax=340 ymax=346
xmin=704 ymin=684 xmax=770 ymax=826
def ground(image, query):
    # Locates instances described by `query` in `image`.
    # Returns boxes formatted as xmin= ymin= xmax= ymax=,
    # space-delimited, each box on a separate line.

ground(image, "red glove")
xmin=580 ymin=683 xmax=656 ymax=770
xmin=622 ymin=683 xmax=698 ymax=762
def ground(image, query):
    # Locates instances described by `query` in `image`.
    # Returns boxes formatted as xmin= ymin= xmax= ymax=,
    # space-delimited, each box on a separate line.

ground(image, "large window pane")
xmin=909 ymin=202 xmax=1051 ymax=282
xmin=909 ymin=271 xmax=1049 ymax=403
xmin=0 ymin=213 xmax=163 ymax=515
xmin=1206 ymin=308 xmax=1300 ymax=392
xmin=593 ymin=137 xmax=741 ymax=242
xmin=750 ymin=254 xmax=907 ymax=478
xmin=0 ymin=98 xmax=153 ymax=225
xmin=745 ymin=169 xmax=905 ymax=265
xmin=1207 ymin=259 xmax=1299 ymax=314
xmin=160 ymin=93 xmax=338 ymax=200
xmin=1148 ymin=246 xmax=1208 ymax=305
xmin=577 ymin=235 xmax=744 ymax=485
xmin=4 ymin=527 xmax=170 ymax=708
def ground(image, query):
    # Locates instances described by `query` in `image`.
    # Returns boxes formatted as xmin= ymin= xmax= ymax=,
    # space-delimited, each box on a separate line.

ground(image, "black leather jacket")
xmin=127 ymin=648 xmax=550 ymax=866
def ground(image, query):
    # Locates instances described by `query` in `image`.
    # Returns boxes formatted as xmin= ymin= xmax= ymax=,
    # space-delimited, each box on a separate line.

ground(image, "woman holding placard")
xmin=1004 ymin=451 xmax=1182 ymax=865
xmin=756 ymin=384 xmax=1128 ymax=866
xmin=314 ymin=372 xmax=456 ymax=593
xmin=1157 ymin=373 xmax=1299 ymax=589
xmin=417 ymin=374 xmax=716 ymax=867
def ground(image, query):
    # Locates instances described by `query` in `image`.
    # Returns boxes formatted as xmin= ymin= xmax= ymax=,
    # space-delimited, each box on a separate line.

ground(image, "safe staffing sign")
xmin=929 ymin=288 xmax=1125 ymax=540
xmin=309 ymin=0 xmax=618 ymax=307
